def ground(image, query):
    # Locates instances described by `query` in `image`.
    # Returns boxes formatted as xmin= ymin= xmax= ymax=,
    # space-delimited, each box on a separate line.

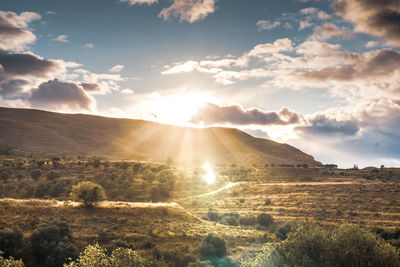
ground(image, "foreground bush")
xmin=30 ymin=220 xmax=78 ymax=267
xmin=0 ymin=228 xmax=23 ymax=258
xmin=70 ymin=181 xmax=106 ymax=208
xmin=199 ymin=234 xmax=228 ymax=261
xmin=65 ymin=244 xmax=146 ymax=267
xmin=0 ymin=251 xmax=24 ymax=267
xmin=245 ymin=224 xmax=400 ymax=267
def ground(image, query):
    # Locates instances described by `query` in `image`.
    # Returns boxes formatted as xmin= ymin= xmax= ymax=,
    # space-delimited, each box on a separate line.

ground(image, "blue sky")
xmin=1 ymin=0 xmax=400 ymax=167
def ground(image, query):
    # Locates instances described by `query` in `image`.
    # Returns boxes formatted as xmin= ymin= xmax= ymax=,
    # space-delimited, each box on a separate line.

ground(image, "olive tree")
xmin=70 ymin=181 xmax=106 ymax=208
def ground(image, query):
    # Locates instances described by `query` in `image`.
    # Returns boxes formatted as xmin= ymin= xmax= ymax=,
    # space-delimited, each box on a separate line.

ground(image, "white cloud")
xmin=53 ymin=34 xmax=69 ymax=43
xmin=109 ymin=64 xmax=125 ymax=73
xmin=85 ymin=43 xmax=94 ymax=48
xmin=256 ymin=20 xmax=281 ymax=31
xmin=120 ymin=0 xmax=158 ymax=5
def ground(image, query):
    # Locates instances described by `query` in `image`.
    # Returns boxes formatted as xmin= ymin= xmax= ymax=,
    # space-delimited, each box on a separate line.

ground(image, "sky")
xmin=0 ymin=0 xmax=400 ymax=168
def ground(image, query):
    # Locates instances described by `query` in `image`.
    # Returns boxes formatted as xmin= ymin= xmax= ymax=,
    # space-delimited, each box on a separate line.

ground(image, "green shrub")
xmin=257 ymin=213 xmax=274 ymax=228
xmin=65 ymin=243 xmax=146 ymax=267
xmin=47 ymin=171 xmax=61 ymax=180
xmin=0 ymin=170 xmax=10 ymax=181
xmin=0 ymin=228 xmax=23 ymax=258
xmin=0 ymin=251 xmax=24 ymax=267
xmin=30 ymin=220 xmax=78 ymax=266
xmin=246 ymin=224 xmax=400 ymax=267
xmin=70 ymin=181 xmax=106 ymax=208
xmin=199 ymin=234 xmax=227 ymax=260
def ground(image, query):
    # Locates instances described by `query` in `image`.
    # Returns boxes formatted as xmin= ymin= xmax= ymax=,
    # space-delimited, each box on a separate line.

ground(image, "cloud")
xmin=364 ymin=41 xmax=379 ymax=49
xmin=0 ymin=11 xmax=41 ymax=51
xmin=309 ymin=23 xmax=354 ymax=41
xmin=120 ymin=0 xmax=158 ymax=5
xmin=85 ymin=43 xmax=94 ymax=48
xmin=159 ymin=0 xmax=216 ymax=23
xmin=80 ymin=82 xmax=101 ymax=92
xmin=109 ymin=64 xmax=125 ymax=73
xmin=247 ymin=38 xmax=294 ymax=56
xmin=189 ymin=102 xmax=304 ymax=126
xmin=0 ymin=50 xmax=62 ymax=79
xmin=122 ymin=0 xmax=216 ymax=23
xmin=334 ymin=0 xmax=400 ymax=46
xmin=30 ymin=79 xmax=95 ymax=111
xmin=53 ymin=34 xmax=69 ymax=43
xmin=297 ymin=114 xmax=360 ymax=136
xmin=256 ymin=20 xmax=281 ymax=31
xmin=299 ymin=20 xmax=313 ymax=30
xmin=291 ymin=99 xmax=400 ymax=167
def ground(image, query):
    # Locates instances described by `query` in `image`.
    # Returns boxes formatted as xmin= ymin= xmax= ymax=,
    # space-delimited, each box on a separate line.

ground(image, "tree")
xmin=0 ymin=144 xmax=13 ymax=156
xmin=47 ymin=170 xmax=61 ymax=180
xmin=70 ymin=182 xmax=106 ymax=208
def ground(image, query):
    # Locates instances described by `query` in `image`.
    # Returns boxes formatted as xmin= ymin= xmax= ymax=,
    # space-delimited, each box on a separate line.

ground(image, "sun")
xmin=202 ymin=162 xmax=216 ymax=185
xmin=148 ymin=91 xmax=211 ymax=126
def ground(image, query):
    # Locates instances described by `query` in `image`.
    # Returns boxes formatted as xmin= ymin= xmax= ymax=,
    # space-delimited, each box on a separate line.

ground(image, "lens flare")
xmin=202 ymin=162 xmax=216 ymax=185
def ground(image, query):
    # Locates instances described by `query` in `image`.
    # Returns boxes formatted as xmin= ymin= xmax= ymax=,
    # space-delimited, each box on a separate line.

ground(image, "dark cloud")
xmin=0 ymin=79 xmax=29 ymax=98
xmin=80 ymin=82 xmax=101 ymax=92
xmin=297 ymin=114 xmax=360 ymax=136
xmin=334 ymin=0 xmax=400 ymax=46
xmin=189 ymin=102 xmax=303 ymax=125
xmin=30 ymin=79 xmax=94 ymax=111
xmin=0 ymin=11 xmax=40 ymax=51
xmin=296 ymin=49 xmax=400 ymax=81
xmin=0 ymin=50 xmax=60 ymax=78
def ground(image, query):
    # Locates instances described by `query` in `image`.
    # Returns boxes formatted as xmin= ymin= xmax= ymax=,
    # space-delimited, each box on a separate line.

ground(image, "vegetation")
xmin=65 ymin=244 xmax=146 ymax=267
xmin=30 ymin=220 xmax=78 ymax=266
xmin=245 ymin=224 xmax=400 ymax=267
xmin=70 ymin=182 xmax=106 ymax=208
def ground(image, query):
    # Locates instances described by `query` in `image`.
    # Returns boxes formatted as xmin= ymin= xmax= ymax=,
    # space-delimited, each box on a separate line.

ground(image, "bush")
xmin=0 ymin=170 xmax=10 ymax=181
xmin=0 ymin=252 xmax=24 ymax=267
xmin=257 ymin=213 xmax=274 ymax=228
xmin=246 ymin=224 xmax=400 ymax=267
xmin=47 ymin=171 xmax=61 ymax=180
xmin=70 ymin=181 xmax=106 ymax=208
xmin=199 ymin=234 xmax=227 ymax=260
xmin=30 ymin=220 xmax=78 ymax=266
xmin=207 ymin=211 xmax=219 ymax=222
xmin=30 ymin=169 xmax=41 ymax=181
xmin=0 ymin=228 xmax=23 ymax=258
xmin=65 ymin=244 xmax=146 ymax=267
xmin=239 ymin=216 xmax=257 ymax=226
xmin=0 ymin=144 xmax=13 ymax=156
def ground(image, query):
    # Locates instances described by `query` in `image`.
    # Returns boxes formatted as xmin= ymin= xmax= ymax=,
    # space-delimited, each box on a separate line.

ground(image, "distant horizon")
xmin=1 ymin=0 xmax=399 ymax=168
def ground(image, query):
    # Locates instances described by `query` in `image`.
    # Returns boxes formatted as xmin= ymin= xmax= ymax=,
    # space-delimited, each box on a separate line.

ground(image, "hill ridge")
xmin=0 ymin=107 xmax=320 ymax=166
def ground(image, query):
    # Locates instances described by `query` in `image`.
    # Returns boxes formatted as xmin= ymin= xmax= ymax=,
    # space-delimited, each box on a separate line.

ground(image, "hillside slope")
xmin=0 ymin=107 xmax=320 ymax=166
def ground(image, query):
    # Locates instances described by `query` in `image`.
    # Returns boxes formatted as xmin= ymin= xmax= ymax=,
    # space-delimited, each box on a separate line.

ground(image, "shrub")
xmin=0 ymin=228 xmax=23 ymax=258
xmin=275 ymin=223 xmax=292 ymax=240
xmin=257 ymin=213 xmax=274 ymax=228
xmin=239 ymin=216 xmax=257 ymax=226
xmin=264 ymin=198 xmax=272 ymax=205
xmin=245 ymin=224 xmax=400 ymax=267
xmin=65 ymin=244 xmax=146 ymax=267
xmin=47 ymin=170 xmax=61 ymax=180
xmin=70 ymin=181 xmax=106 ymax=208
xmin=30 ymin=220 xmax=78 ymax=266
xmin=199 ymin=234 xmax=227 ymax=260
xmin=0 ymin=252 xmax=24 ymax=267
xmin=30 ymin=169 xmax=41 ymax=181
xmin=0 ymin=170 xmax=10 ymax=181
xmin=207 ymin=211 xmax=219 ymax=222
xmin=0 ymin=144 xmax=13 ymax=156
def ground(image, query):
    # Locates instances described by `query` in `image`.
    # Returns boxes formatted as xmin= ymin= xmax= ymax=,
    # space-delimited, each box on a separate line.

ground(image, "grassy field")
xmin=0 ymin=154 xmax=399 ymax=266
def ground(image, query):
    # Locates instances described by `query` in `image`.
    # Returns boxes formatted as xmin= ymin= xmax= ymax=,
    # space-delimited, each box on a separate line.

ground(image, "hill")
xmin=0 ymin=107 xmax=320 ymax=166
